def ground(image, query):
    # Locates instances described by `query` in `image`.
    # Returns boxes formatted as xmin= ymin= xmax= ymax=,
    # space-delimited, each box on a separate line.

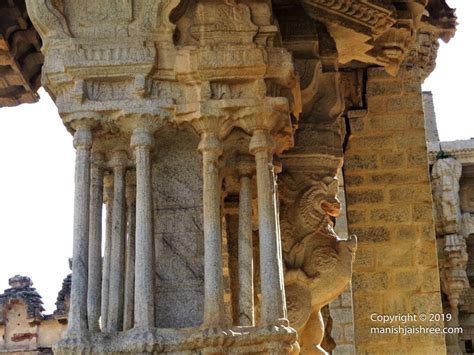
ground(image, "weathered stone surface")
xmin=0 ymin=275 xmax=67 ymax=352
xmin=345 ymin=66 xmax=446 ymax=353
xmin=432 ymin=157 xmax=463 ymax=235
xmin=0 ymin=0 xmax=460 ymax=353
xmin=153 ymin=129 xmax=204 ymax=328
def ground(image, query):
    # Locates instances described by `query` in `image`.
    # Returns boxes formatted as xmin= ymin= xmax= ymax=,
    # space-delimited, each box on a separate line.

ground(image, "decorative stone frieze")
xmin=26 ymin=1 xmax=300 ymax=353
xmin=432 ymin=157 xmax=463 ymax=236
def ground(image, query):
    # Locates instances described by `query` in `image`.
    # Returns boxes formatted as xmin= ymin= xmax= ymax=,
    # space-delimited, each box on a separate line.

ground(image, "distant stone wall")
xmin=0 ymin=276 xmax=67 ymax=353
xmin=344 ymin=67 xmax=446 ymax=353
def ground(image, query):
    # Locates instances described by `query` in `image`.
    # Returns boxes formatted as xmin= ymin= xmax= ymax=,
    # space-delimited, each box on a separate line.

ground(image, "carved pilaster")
xmin=432 ymin=157 xmax=463 ymax=236
xmin=440 ymin=234 xmax=469 ymax=354
xmin=279 ymin=56 xmax=357 ymax=353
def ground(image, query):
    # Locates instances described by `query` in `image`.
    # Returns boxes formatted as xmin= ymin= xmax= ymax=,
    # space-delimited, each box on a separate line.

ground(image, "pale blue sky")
xmin=0 ymin=1 xmax=472 ymax=313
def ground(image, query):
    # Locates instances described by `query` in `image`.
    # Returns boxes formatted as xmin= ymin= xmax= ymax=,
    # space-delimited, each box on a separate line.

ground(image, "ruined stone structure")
xmin=0 ymin=0 xmax=460 ymax=354
xmin=0 ymin=275 xmax=68 ymax=354
xmin=425 ymin=93 xmax=474 ymax=354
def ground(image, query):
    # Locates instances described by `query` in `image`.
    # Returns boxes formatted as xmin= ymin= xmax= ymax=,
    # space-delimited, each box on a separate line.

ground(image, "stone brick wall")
xmin=344 ymin=67 xmax=446 ymax=353
xmin=330 ymin=286 xmax=356 ymax=354
xmin=330 ymin=171 xmax=356 ymax=354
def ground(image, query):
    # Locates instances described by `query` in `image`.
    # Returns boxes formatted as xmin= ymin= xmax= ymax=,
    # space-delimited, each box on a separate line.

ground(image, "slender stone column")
xmin=131 ymin=128 xmax=155 ymax=329
xmin=237 ymin=159 xmax=255 ymax=326
xmin=198 ymin=131 xmax=225 ymax=327
xmin=123 ymin=172 xmax=136 ymax=331
xmin=100 ymin=174 xmax=113 ymax=330
xmin=68 ymin=124 xmax=92 ymax=334
xmin=107 ymin=151 xmax=128 ymax=332
xmin=87 ymin=152 xmax=104 ymax=332
xmin=249 ymin=129 xmax=287 ymax=326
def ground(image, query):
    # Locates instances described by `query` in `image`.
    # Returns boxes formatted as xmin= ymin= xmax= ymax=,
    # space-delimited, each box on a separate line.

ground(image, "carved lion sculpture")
xmin=279 ymin=176 xmax=357 ymax=354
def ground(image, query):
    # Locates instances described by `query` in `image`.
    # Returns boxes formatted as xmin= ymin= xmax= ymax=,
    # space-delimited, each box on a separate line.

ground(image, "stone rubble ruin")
xmin=0 ymin=275 xmax=68 ymax=353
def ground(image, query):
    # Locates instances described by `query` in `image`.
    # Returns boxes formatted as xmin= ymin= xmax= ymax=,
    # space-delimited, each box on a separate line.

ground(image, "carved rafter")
xmin=0 ymin=0 xmax=43 ymax=107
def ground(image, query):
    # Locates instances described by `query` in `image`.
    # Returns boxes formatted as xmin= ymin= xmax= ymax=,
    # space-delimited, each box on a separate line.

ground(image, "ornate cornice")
xmin=274 ymin=0 xmax=457 ymax=76
xmin=300 ymin=0 xmax=396 ymax=36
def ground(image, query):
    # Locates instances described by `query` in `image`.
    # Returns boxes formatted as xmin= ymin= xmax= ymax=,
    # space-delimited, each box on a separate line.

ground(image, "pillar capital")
xmin=131 ymin=128 xmax=155 ymax=149
xmin=249 ymin=129 xmax=275 ymax=156
xmin=190 ymin=116 xmax=233 ymax=141
xmin=110 ymin=151 xmax=129 ymax=169
xmin=103 ymin=174 xmax=114 ymax=204
xmin=198 ymin=131 xmax=224 ymax=157
xmin=120 ymin=113 xmax=166 ymax=136
xmin=91 ymin=152 xmax=105 ymax=168
xmin=73 ymin=126 xmax=93 ymax=150
xmin=236 ymin=155 xmax=255 ymax=178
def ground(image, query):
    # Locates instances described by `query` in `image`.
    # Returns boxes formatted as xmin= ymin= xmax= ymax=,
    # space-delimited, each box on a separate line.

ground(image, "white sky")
xmin=422 ymin=0 xmax=474 ymax=141
xmin=0 ymin=1 xmax=473 ymax=314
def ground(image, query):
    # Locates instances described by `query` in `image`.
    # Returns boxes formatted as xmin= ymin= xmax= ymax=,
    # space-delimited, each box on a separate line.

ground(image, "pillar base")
xmin=53 ymin=325 xmax=298 ymax=354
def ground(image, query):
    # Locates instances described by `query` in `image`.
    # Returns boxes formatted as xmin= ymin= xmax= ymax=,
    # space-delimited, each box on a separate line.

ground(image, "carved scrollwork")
xmin=279 ymin=171 xmax=356 ymax=353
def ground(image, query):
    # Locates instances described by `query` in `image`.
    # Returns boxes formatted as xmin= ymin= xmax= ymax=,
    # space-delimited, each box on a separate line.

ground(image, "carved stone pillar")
xmin=249 ymin=129 xmax=287 ymax=326
xmin=432 ymin=157 xmax=467 ymax=353
xmin=123 ymin=172 xmax=136 ymax=331
xmin=101 ymin=174 xmax=113 ymax=330
xmin=107 ymin=151 xmax=128 ymax=332
xmin=69 ymin=123 xmax=92 ymax=335
xmin=198 ymin=130 xmax=225 ymax=327
xmin=440 ymin=234 xmax=468 ymax=354
xmin=237 ymin=157 xmax=255 ymax=326
xmin=432 ymin=157 xmax=463 ymax=236
xmin=87 ymin=152 xmax=104 ymax=332
xmin=131 ymin=127 xmax=156 ymax=330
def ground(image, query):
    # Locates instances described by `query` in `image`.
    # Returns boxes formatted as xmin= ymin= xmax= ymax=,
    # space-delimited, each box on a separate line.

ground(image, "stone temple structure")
xmin=424 ymin=92 xmax=474 ymax=354
xmin=0 ymin=275 xmax=68 ymax=354
xmin=0 ymin=0 xmax=461 ymax=354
